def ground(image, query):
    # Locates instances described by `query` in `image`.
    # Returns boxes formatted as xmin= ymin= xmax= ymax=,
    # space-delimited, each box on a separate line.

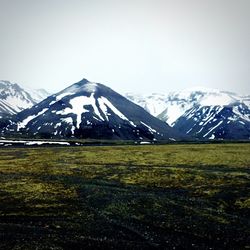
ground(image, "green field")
xmin=0 ymin=143 xmax=249 ymax=249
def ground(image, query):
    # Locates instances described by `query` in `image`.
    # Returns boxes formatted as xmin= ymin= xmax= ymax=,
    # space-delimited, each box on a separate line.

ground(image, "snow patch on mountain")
xmin=99 ymin=96 xmax=128 ymax=121
xmin=18 ymin=108 xmax=49 ymax=130
xmin=203 ymin=120 xmax=224 ymax=138
xmin=140 ymin=121 xmax=157 ymax=133
xmin=232 ymin=105 xmax=250 ymax=122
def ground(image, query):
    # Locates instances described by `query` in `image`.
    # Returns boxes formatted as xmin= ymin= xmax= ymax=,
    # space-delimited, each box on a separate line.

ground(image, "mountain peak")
xmin=76 ymin=79 xmax=98 ymax=93
xmin=76 ymin=78 xmax=90 ymax=86
xmin=58 ymin=79 xmax=99 ymax=97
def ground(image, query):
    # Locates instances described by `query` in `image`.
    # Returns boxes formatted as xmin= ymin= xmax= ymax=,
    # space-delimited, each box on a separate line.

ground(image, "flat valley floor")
xmin=0 ymin=143 xmax=249 ymax=249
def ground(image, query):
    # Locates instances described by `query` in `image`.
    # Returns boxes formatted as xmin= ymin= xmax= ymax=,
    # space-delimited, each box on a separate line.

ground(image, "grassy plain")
xmin=0 ymin=143 xmax=249 ymax=249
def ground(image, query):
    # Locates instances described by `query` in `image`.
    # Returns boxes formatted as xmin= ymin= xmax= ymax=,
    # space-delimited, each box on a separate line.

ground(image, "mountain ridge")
xmin=1 ymin=78 xmax=183 ymax=140
xmin=1 ymin=80 xmax=249 ymax=140
xmin=126 ymin=87 xmax=250 ymax=140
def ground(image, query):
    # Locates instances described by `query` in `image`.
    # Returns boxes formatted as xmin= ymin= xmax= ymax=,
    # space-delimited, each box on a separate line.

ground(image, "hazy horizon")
xmin=2 ymin=77 xmax=248 ymax=97
xmin=1 ymin=0 xmax=249 ymax=95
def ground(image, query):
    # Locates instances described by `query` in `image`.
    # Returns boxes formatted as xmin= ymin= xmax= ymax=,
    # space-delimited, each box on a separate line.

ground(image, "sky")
xmin=0 ymin=0 xmax=249 ymax=95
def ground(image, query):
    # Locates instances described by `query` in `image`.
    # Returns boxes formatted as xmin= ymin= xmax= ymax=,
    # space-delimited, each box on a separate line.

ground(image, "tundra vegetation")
xmin=0 ymin=143 xmax=249 ymax=249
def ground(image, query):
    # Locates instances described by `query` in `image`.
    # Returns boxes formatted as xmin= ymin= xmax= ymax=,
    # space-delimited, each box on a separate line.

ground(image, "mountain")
xmin=127 ymin=87 xmax=250 ymax=140
xmin=1 ymin=79 xmax=183 ymax=140
xmin=174 ymin=103 xmax=250 ymax=140
xmin=0 ymin=80 xmax=50 ymax=118
xmin=22 ymin=87 xmax=50 ymax=104
xmin=125 ymin=93 xmax=167 ymax=117
xmin=126 ymin=87 xmax=248 ymax=126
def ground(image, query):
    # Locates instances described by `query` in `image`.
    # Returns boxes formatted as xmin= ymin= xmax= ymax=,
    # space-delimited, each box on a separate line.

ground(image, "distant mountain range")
xmin=0 ymin=80 xmax=50 ymax=118
xmin=0 ymin=80 xmax=249 ymax=140
xmin=0 ymin=79 xmax=181 ymax=140
xmin=126 ymin=88 xmax=250 ymax=140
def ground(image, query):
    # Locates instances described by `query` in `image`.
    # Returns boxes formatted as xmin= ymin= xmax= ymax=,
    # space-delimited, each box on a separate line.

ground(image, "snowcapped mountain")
xmin=0 ymin=80 xmax=50 ymax=118
xmin=166 ymin=88 xmax=250 ymax=139
xmin=2 ymin=79 xmax=182 ymax=140
xmin=174 ymin=103 xmax=250 ymax=140
xmin=125 ymin=93 xmax=167 ymax=117
xmin=22 ymin=87 xmax=50 ymax=104
xmin=127 ymin=87 xmax=247 ymax=126
xmin=127 ymin=87 xmax=250 ymax=140
xmin=2 ymin=81 xmax=248 ymax=140
xmin=159 ymin=87 xmax=249 ymax=126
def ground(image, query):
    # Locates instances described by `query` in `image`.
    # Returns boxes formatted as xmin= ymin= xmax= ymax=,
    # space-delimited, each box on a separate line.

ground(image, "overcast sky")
xmin=0 ymin=0 xmax=249 ymax=95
